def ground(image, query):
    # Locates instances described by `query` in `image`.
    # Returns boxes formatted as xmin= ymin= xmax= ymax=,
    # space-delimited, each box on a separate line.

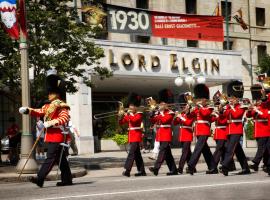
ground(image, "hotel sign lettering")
xmin=108 ymin=50 xmax=220 ymax=74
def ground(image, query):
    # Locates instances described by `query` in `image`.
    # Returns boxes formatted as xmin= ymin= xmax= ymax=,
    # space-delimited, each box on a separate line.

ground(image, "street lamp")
xmin=174 ymin=72 xmax=206 ymax=88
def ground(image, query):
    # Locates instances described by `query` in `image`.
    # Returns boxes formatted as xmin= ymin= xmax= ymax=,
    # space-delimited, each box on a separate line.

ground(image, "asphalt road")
xmin=1 ymin=166 xmax=270 ymax=200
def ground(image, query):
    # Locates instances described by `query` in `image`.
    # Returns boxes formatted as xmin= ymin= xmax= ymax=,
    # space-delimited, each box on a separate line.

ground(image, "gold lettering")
xmin=152 ymin=56 xmax=160 ymax=68
xmin=170 ymin=54 xmax=177 ymax=69
xmin=211 ymin=59 xmax=220 ymax=73
xmin=204 ymin=59 xmax=207 ymax=73
xmin=122 ymin=53 xmax=133 ymax=68
xmin=192 ymin=58 xmax=201 ymax=72
xmin=109 ymin=49 xmax=117 ymax=66
xmin=138 ymin=55 xmax=146 ymax=68
xmin=182 ymin=57 xmax=188 ymax=71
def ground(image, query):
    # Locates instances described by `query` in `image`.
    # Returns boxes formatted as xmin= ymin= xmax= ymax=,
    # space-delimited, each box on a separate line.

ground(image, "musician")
xmin=149 ymin=89 xmax=177 ymax=176
xmin=19 ymin=71 xmax=72 ymax=187
xmin=246 ymin=84 xmax=269 ymax=172
xmin=119 ymin=93 xmax=146 ymax=177
xmin=187 ymin=84 xmax=217 ymax=175
xmin=221 ymin=80 xmax=250 ymax=176
xmin=211 ymin=92 xmax=236 ymax=171
xmin=174 ymin=93 xmax=195 ymax=174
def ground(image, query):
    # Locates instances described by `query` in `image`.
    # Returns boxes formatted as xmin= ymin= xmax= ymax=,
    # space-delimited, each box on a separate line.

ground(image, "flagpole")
xmin=225 ymin=0 xmax=230 ymax=50
xmin=247 ymin=0 xmax=253 ymax=85
xmin=16 ymin=0 xmax=38 ymax=174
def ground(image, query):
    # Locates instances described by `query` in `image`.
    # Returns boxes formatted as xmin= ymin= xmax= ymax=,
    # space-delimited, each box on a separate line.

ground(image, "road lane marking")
xmin=34 ymin=179 xmax=270 ymax=200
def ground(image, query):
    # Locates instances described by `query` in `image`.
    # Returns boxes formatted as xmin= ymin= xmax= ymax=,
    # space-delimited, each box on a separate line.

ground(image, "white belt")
xmin=157 ymin=125 xmax=171 ymax=128
xmin=196 ymin=120 xmax=210 ymax=125
xmin=180 ymin=126 xmax=192 ymax=130
xmin=268 ymin=111 xmax=270 ymax=114
xmin=128 ymin=127 xmax=142 ymax=130
xmin=228 ymin=120 xmax=242 ymax=123
xmin=254 ymin=119 xmax=268 ymax=122
xmin=216 ymin=126 xmax=226 ymax=129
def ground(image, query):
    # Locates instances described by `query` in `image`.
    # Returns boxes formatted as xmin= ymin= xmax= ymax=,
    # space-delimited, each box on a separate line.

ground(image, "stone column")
xmin=66 ymin=78 xmax=94 ymax=154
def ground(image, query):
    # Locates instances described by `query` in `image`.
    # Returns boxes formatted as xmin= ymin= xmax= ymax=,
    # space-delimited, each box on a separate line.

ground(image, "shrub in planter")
xmin=245 ymin=120 xmax=254 ymax=140
xmin=112 ymin=133 xmax=128 ymax=146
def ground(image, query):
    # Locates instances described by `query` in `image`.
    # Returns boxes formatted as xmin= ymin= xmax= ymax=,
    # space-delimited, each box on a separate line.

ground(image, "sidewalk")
xmin=69 ymin=147 xmax=258 ymax=170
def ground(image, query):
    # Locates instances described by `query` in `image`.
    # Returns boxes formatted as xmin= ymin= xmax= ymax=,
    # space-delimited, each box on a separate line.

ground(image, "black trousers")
xmin=188 ymin=136 xmax=216 ymax=170
xmin=263 ymin=149 xmax=269 ymax=166
xmin=124 ymin=142 xmax=145 ymax=172
xmin=222 ymin=134 xmax=249 ymax=170
xmin=154 ymin=141 xmax=177 ymax=172
xmin=37 ymin=142 xmax=72 ymax=184
xmin=213 ymin=140 xmax=236 ymax=169
xmin=178 ymin=142 xmax=191 ymax=170
xmin=253 ymin=137 xmax=269 ymax=165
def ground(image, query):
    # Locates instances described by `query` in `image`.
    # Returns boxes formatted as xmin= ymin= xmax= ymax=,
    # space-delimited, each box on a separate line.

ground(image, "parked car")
xmin=1 ymin=136 xmax=10 ymax=153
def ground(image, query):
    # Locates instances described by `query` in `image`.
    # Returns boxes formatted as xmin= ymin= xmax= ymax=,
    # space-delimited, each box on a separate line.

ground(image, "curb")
xmin=0 ymin=167 xmax=87 ymax=183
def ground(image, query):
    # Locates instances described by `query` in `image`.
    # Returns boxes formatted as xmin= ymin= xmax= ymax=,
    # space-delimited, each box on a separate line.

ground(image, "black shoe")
xmin=149 ymin=167 xmax=158 ymax=176
xmin=206 ymin=168 xmax=219 ymax=174
xmin=178 ymin=168 xmax=183 ymax=174
xmin=166 ymin=171 xmax=178 ymax=176
xmin=56 ymin=181 xmax=73 ymax=186
xmin=220 ymin=166 xmax=229 ymax=176
xmin=122 ymin=170 xmax=130 ymax=177
xmin=237 ymin=169 xmax=251 ymax=175
xmin=228 ymin=166 xmax=237 ymax=172
xmin=249 ymin=164 xmax=258 ymax=172
xmin=186 ymin=166 xmax=195 ymax=175
xmin=29 ymin=177 xmax=44 ymax=188
xmin=134 ymin=171 xmax=147 ymax=176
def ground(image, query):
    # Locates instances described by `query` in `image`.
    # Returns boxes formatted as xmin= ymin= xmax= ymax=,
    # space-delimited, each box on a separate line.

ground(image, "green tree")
xmin=257 ymin=54 xmax=270 ymax=76
xmin=0 ymin=0 xmax=112 ymax=102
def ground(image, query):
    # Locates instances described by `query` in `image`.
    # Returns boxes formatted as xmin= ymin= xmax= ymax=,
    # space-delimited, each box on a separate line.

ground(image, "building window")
xmin=221 ymin=1 xmax=232 ymax=21
xmin=185 ymin=0 xmax=197 ymax=14
xmin=136 ymin=0 xmax=148 ymax=9
xmin=256 ymin=7 xmax=265 ymax=26
xmin=223 ymin=40 xmax=233 ymax=50
xmin=161 ymin=38 xmax=168 ymax=45
xmin=187 ymin=40 xmax=198 ymax=48
xmin=257 ymin=45 xmax=267 ymax=64
xmin=130 ymin=35 xmax=150 ymax=43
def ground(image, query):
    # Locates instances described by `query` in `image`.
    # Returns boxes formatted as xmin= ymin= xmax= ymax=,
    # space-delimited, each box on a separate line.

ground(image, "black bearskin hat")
xmin=46 ymin=74 xmax=66 ymax=100
xmin=158 ymin=89 xmax=174 ymax=104
xmin=127 ymin=92 xmax=141 ymax=107
xmin=194 ymin=84 xmax=209 ymax=100
xmin=227 ymin=80 xmax=244 ymax=98
xmin=250 ymin=84 xmax=262 ymax=101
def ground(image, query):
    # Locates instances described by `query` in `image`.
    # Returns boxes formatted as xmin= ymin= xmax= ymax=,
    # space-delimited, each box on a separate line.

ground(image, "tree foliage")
xmin=257 ymin=54 xmax=270 ymax=76
xmin=0 ymin=0 xmax=112 ymax=102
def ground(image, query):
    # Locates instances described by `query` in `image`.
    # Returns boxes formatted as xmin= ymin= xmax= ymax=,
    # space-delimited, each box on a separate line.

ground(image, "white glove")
xmin=43 ymin=120 xmax=57 ymax=128
xmin=19 ymin=107 xmax=29 ymax=114
xmin=36 ymin=120 xmax=45 ymax=130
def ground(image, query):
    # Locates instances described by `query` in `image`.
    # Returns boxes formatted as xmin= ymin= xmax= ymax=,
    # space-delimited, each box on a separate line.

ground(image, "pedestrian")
xmin=68 ymin=118 xmax=79 ymax=156
xmin=19 ymin=71 xmax=72 ymax=187
xmin=36 ymin=118 xmax=45 ymax=160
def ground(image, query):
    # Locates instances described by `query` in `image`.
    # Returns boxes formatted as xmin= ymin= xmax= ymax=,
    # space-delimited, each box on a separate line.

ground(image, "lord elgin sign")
xmin=108 ymin=49 xmax=220 ymax=75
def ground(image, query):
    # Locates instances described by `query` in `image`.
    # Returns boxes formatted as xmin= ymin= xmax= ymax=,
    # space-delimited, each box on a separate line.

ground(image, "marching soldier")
xmin=174 ymin=93 xmax=195 ymax=174
xmin=149 ymin=89 xmax=177 ymax=176
xmin=19 ymin=71 xmax=72 ymax=187
xmin=211 ymin=92 xmax=236 ymax=171
xmin=187 ymin=84 xmax=217 ymax=175
xmin=221 ymin=80 xmax=250 ymax=176
xmin=246 ymin=84 xmax=269 ymax=172
xmin=119 ymin=93 xmax=146 ymax=177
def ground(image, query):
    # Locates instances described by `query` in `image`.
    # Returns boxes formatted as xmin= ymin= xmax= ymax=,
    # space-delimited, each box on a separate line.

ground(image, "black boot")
xmin=178 ymin=168 xmax=183 ymax=174
xmin=249 ymin=163 xmax=258 ymax=172
xmin=122 ymin=170 xmax=131 ymax=177
xmin=206 ymin=168 xmax=219 ymax=174
xmin=166 ymin=171 xmax=178 ymax=176
xmin=134 ymin=171 xmax=147 ymax=176
xmin=29 ymin=177 xmax=44 ymax=188
xmin=56 ymin=181 xmax=73 ymax=186
xmin=149 ymin=167 xmax=158 ymax=176
xmin=237 ymin=169 xmax=251 ymax=175
xmin=186 ymin=166 xmax=195 ymax=175
xmin=220 ymin=166 xmax=229 ymax=176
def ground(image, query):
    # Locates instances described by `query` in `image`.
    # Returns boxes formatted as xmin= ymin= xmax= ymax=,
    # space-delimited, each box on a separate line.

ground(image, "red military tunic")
xmin=224 ymin=103 xmax=245 ymax=135
xmin=29 ymin=99 xmax=70 ymax=143
xmin=119 ymin=112 xmax=143 ymax=143
xmin=212 ymin=112 xmax=228 ymax=140
xmin=246 ymin=103 xmax=269 ymax=138
xmin=150 ymin=109 xmax=174 ymax=142
xmin=192 ymin=106 xmax=213 ymax=136
xmin=174 ymin=112 xmax=195 ymax=142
